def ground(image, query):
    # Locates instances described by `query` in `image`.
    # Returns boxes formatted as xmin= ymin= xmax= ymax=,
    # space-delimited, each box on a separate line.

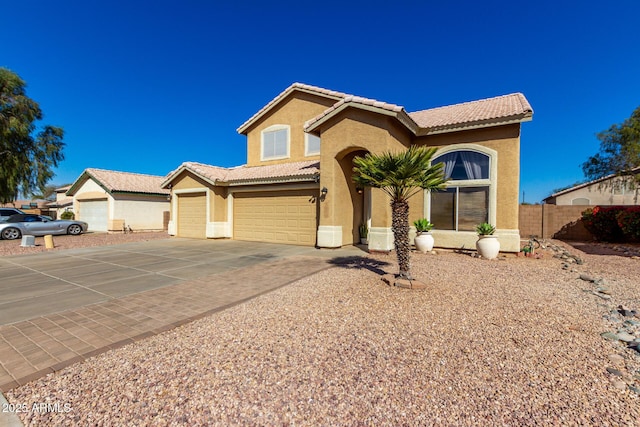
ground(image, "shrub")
xmin=617 ymin=206 xmax=640 ymax=241
xmin=60 ymin=211 xmax=74 ymax=220
xmin=413 ymin=218 xmax=434 ymax=233
xmin=581 ymin=206 xmax=626 ymax=242
xmin=476 ymin=222 xmax=496 ymax=236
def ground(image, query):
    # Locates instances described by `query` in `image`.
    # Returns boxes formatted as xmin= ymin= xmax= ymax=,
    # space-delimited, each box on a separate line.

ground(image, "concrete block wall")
xmin=519 ymin=204 xmax=593 ymax=241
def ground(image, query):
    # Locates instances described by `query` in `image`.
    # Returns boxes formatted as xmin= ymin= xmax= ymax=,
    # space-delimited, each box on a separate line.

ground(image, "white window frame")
xmin=426 ymin=145 xmax=498 ymax=231
xmin=305 ymin=133 xmax=321 ymax=156
xmin=261 ymin=124 xmax=290 ymax=161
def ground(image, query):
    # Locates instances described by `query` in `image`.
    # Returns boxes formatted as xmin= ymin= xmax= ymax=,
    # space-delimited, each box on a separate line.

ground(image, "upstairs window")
xmin=305 ymin=133 xmax=321 ymax=156
xmin=261 ymin=125 xmax=290 ymax=160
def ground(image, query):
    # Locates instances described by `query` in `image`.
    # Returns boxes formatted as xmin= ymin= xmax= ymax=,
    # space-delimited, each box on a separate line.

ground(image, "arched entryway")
xmin=336 ymin=147 xmax=370 ymax=245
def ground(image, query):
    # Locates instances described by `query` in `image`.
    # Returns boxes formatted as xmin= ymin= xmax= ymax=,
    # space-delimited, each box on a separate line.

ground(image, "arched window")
xmin=429 ymin=149 xmax=493 ymax=231
xmin=571 ymin=197 xmax=590 ymax=205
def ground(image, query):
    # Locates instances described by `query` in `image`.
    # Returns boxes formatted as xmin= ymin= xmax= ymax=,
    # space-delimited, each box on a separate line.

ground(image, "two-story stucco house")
xmin=162 ymin=83 xmax=533 ymax=252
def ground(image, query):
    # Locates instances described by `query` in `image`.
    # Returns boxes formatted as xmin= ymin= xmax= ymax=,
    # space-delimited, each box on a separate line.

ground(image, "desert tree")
xmin=0 ymin=68 xmax=65 ymax=203
xmin=352 ymin=145 xmax=447 ymax=279
xmin=582 ymin=106 xmax=640 ymax=181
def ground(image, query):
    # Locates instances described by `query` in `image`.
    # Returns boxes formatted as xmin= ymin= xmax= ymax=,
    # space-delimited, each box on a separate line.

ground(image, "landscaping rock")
xmin=608 ymin=354 xmax=625 ymax=365
xmin=616 ymin=332 xmax=636 ymax=343
xmin=607 ymin=367 xmax=623 ymax=377
xmin=579 ymin=274 xmax=594 ymax=282
xmin=601 ymin=332 xmax=619 ymax=341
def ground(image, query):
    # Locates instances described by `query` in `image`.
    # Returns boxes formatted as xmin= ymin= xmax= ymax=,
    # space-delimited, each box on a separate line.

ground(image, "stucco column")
xmin=317 ymin=159 xmax=342 ymax=248
xmin=368 ymin=188 xmax=394 ymax=252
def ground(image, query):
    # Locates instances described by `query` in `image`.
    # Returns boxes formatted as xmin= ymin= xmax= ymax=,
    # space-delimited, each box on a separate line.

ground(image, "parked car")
xmin=0 ymin=208 xmax=24 ymax=222
xmin=0 ymin=214 xmax=89 ymax=240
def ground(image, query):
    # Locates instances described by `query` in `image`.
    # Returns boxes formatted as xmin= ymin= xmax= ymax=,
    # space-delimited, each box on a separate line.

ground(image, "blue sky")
xmin=2 ymin=0 xmax=639 ymax=203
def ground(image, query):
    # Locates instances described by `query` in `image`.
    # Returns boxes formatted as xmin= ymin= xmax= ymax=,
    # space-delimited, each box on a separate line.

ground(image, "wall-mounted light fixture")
xmin=321 ymin=187 xmax=328 ymax=197
xmin=356 ymin=186 xmax=364 ymax=194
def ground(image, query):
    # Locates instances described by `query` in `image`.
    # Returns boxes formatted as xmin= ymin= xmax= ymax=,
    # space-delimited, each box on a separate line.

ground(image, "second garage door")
xmin=234 ymin=190 xmax=317 ymax=246
xmin=177 ymin=192 xmax=206 ymax=238
xmin=78 ymin=199 xmax=108 ymax=232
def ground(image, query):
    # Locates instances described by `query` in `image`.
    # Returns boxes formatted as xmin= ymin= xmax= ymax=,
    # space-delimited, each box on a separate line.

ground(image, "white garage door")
xmin=234 ymin=190 xmax=317 ymax=246
xmin=78 ymin=200 xmax=108 ymax=232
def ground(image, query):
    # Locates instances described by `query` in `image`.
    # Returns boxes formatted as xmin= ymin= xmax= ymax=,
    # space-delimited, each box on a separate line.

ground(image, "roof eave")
xmin=422 ymin=113 xmax=533 ymax=136
xmin=161 ymin=165 xmax=222 ymax=189
xmin=227 ymin=175 xmax=319 ymax=186
xmin=237 ymin=85 xmax=344 ymax=135
xmin=66 ymin=171 xmax=113 ymax=196
xmin=305 ymin=103 xmax=419 ymax=135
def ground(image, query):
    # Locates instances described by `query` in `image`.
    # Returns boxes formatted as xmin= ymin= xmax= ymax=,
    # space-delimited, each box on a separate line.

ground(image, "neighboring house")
xmin=163 ymin=83 xmax=533 ymax=252
xmin=66 ymin=168 xmax=170 ymax=232
xmin=544 ymin=168 xmax=639 ymax=206
xmin=0 ymin=200 xmax=51 ymax=217
xmin=47 ymin=185 xmax=73 ymax=219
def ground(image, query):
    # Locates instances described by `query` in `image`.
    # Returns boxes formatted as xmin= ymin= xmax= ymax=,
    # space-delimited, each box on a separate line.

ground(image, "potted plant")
xmin=476 ymin=222 xmax=500 ymax=259
xmin=413 ymin=218 xmax=434 ymax=252
xmin=359 ymin=223 xmax=369 ymax=245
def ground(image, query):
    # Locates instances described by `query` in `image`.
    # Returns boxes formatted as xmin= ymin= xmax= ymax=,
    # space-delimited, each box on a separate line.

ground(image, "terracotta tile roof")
xmin=164 ymin=160 xmax=320 ymax=187
xmin=300 ymin=86 xmax=532 ymax=135
xmin=70 ymin=168 xmax=169 ymax=195
xmin=237 ymin=83 xmax=348 ymax=134
xmin=47 ymin=197 xmax=73 ymax=207
xmin=168 ymin=162 xmax=230 ymax=184
xmin=304 ymin=94 xmax=407 ymax=132
xmin=408 ymin=93 xmax=533 ymax=132
xmin=226 ymin=160 xmax=319 ymax=183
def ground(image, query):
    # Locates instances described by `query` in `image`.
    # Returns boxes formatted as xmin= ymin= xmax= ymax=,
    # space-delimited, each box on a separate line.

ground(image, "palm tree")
xmin=353 ymin=145 xmax=447 ymax=280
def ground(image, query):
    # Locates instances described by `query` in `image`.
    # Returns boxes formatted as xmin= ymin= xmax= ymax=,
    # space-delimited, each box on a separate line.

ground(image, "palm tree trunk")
xmin=391 ymin=199 xmax=412 ymax=279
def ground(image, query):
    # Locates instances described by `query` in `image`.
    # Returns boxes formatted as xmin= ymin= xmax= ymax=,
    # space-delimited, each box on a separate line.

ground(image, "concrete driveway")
xmin=0 ymin=238 xmax=366 ymax=392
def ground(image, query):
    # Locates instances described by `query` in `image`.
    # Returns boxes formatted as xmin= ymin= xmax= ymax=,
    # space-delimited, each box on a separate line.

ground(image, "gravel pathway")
xmin=4 ymin=241 xmax=640 ymax=426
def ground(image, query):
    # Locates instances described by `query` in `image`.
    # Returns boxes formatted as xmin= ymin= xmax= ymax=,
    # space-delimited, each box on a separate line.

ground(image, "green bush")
xmin=582 ymin=206 xmax=627 ymax=242
xmin=60 ymin=211 xmax=74 ymax=220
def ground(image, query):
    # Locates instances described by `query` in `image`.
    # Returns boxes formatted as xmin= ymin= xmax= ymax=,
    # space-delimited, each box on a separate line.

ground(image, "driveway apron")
xmin=0 ymin=238 xmax=365 ymax=392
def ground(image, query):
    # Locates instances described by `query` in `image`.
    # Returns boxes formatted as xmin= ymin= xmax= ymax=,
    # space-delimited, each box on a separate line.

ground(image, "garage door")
xmin=78 ymin=200 xmax=108 ymax=232
xmin=177 ymin=192 xmax=206 ymax=238
xmin=234 ymin=190 xmax=317 ymax=246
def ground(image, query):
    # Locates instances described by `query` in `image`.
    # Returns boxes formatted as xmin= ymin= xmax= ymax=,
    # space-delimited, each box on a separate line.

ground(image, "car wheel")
xmin=67 ymin=224 xmax=83 ymax=235
xmin=1 ymin=227 xmax=21 ymax=240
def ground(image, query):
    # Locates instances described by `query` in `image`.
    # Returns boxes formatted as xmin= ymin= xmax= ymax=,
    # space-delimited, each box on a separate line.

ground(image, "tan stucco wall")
xmin=212 ymin=186 xmax=228 ymax=221
xmin=244 ymin=92 xmax=336 ymax=166
xmin=415 ymin=124 xmax=521 ymax=230
xmin=315 ymin=110 xmax=413 ymax=245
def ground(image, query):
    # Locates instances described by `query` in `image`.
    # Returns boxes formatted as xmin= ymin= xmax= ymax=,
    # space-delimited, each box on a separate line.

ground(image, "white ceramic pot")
xmin=476 ymin=235 xmax=500 ymax=259
xmin=414 ymin=232 xmax=434 ymax=253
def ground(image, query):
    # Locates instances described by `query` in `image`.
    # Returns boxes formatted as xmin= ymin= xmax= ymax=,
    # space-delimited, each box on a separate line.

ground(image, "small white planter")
xmin=414 ymin=232 xmax=434 ymax=253
xmin=476 ymin=235 xmax=500 ymax=259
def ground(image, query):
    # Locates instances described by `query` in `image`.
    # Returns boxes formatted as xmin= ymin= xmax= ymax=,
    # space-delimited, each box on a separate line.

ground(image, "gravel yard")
xmin=4 ymin=240 xmax=640 ymax=425
xmin=0 ymin=231 xmax=169 ymax=256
